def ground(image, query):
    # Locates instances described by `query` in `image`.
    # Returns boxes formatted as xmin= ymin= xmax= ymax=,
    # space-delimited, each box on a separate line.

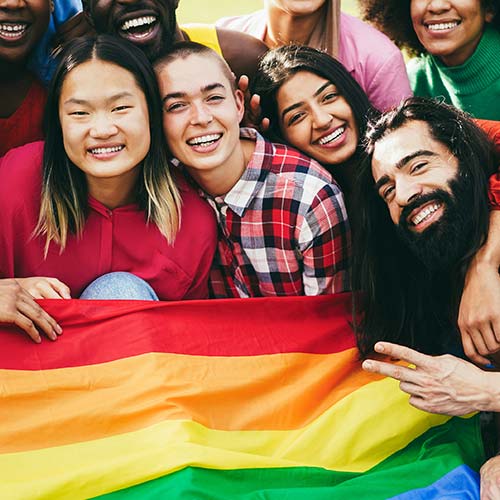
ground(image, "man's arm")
xmin=459 ymin=210 xmax=500 ymax=366
xmin=216 ymin=28 xmax=268 ymax=82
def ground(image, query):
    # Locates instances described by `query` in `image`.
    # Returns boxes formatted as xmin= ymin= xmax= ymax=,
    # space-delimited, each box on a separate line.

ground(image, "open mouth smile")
xmin=316 ymin=126 xmax=346 ymax=146
xmin=408 ymin=201 xmax=443 ymax=231
xmin=0 ymin=22 xmax=29 ymax=42
xmin=187 ymin=133 xmax=222 ymax=148
xmin=88 ymin=145 xmax=125 ymax=158
xmin=425 ymin=20 xmax=460 ymax=32
xmin=119 ymin=15 xmax=158 ymax=41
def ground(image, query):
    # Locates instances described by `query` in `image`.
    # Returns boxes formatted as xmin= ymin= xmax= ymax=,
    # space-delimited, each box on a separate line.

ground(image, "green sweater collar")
xmin=430 ymin=26 xmax=500 ymax=94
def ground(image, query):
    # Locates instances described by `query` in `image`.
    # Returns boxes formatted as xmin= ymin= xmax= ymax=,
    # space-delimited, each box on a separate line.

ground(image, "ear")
xmin=234 ymin=88 xmax=245 ymax=124
xmin=485 ymin=8 xmax=495 ymax=23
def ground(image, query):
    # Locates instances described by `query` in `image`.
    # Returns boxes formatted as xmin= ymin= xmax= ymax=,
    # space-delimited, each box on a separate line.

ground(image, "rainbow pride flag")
xmin=0 ymin=293 xmax=483 ymax=499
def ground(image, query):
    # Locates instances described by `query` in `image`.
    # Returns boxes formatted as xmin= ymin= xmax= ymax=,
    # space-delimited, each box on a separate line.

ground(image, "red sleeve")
xmin=475 ymin=119 xmax=500 ymax=210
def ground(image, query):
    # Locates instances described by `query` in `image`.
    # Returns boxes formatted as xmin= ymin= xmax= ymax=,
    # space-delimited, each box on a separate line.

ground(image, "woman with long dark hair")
xmin=252 ymin=44 xmax=376 ymax=200
xmin=0 ymin=35 xmax=217 ymax=342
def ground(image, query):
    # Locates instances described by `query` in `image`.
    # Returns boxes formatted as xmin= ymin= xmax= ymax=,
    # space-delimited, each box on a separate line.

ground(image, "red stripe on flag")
xmin=0 ymin=293 xmax=356 ymax=370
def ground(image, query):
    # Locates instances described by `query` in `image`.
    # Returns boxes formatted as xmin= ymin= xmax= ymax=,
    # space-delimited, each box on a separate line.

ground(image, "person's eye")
xmin=207 ymin=94 xmax=225 ymax=103
xmin=381 ymin=185 xmax=395 ymax=201
xmin=166 ymin=102 xmax=187 ymax=112
xmin=69 ymin=110 xmax=88 ymax=116
xmin=411 ymin=162 xmax=427 ymax=174
xmin=322 ymin=92 xmax=338 ymax=102
xmin=112 ymin=105 xmax=132 ymax=112
xmin=287 ymin=112 xmax=305 ymax=126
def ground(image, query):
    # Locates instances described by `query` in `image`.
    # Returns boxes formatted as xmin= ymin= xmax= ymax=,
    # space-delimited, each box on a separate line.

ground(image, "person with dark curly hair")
xmin=360 ymin=0 xmax=500 ymax=120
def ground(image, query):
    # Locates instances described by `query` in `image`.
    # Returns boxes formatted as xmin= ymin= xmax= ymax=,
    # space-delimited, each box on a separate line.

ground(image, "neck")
xmin=265 ymin=4 xmax=325 ymax=47
xmin=0 ymin=63 xmax=33 ymax=118
xmin=187 ymin=138 xmax=255 ymax=197
xmin=86 ymin=169 xmax=140 ymax=210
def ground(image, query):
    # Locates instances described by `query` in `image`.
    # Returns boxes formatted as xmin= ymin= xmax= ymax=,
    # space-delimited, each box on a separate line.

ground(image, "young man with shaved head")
xmin=154 ymin=42 xmax=351 ymax=298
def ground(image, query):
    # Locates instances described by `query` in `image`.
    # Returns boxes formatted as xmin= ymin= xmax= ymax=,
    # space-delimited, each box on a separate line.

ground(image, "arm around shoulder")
xmin=216 ymin=28 xmax=268 ymax=81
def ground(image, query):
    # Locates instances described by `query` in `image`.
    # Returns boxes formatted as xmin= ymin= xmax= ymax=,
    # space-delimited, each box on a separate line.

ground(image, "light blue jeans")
xmin=80 ymin=272 xmax=159 ymax=301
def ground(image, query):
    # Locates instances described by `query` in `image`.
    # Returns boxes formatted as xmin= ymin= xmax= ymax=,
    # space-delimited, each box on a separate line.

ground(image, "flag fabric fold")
xmin=0 ymin=293 xmax=483 ymax=499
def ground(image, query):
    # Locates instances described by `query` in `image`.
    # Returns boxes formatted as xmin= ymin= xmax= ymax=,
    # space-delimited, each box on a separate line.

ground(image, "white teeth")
xmin=427 ymin=22 xmax=459 ymax=31
xmin=89 ymin=145 xmax=124 ymax=155
xmin=411 ymin=203 xmax=441 ymax=226
xmin=0 ymin=23 xmax=27 ymax=37
xmin=121 ymin=16 xmax=156 ymax=32
xmin=318 ymin=126 xmax=345 ymax=145
xmin=187 ymin=134 xmax=222 ymax=146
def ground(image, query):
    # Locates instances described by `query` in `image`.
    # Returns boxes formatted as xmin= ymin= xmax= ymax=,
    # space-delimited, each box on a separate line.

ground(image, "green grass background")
xmin=177 ymin=1 xmax=359 ymax=25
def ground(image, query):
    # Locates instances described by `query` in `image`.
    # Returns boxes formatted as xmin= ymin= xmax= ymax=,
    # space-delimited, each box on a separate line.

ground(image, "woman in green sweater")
xmin=360 ymin=0 xmax=500 ymax=120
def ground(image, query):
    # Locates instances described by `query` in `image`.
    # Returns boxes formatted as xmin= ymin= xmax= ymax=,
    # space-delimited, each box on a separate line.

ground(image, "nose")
xmin=394 ymin=178 xmax=422 ymax=207
xmin=426 ymin=0 xmax=451 ymax=13
xmin=190 ymin=102 xmax=213 ymax=127
xmin=311 ymin=105 xmax=332 ymax=130
xmin=89 ymin=113 xmax=119 ymax=139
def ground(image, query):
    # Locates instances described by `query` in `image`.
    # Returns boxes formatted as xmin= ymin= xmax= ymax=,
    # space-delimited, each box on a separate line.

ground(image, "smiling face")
xmin=410 ymin=0 xmax=493 ymax=66
xmin=0 ymin=0 xmax=50 ymax=66
xmin=372 ymin=120 xmax=459 ymax=233
xmin=276 ymin=70 xmax=358 ymax=166
xmin=59 ymin=58 xmax=150 ymax=198
xmin=156 ymin=53 xmax=245 ymax=184
xmin=84 ymin=0 xmax=178 ymax=61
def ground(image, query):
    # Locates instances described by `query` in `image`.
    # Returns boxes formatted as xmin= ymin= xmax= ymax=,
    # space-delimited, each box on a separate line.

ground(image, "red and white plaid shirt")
xmin=196 ymin=129 xmax=351 ymax=298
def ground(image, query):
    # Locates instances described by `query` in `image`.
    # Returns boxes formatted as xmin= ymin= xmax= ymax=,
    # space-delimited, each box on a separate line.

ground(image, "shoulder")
xmin=340 ymin=13 xmax=403 ymax=61
xmin=216 ymin=27 xmax=268 ymax=80
xmin=406 ymin=55 xmax=436 ymax=94
xmin=0 ymin=141 xmax=44 ymax=208
xmin=175 ymin=172 xmax=216 ymax=231
xmin=266 ymin=141 xmax=342 ymax=195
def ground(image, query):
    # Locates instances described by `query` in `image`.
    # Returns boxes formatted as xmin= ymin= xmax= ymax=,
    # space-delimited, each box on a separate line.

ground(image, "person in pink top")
xmin=216 ymin=0 xmax=412 ymax=111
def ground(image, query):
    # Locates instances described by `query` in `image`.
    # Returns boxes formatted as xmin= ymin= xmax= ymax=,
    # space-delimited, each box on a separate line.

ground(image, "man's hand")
xmin=362 ymin=341 xmax=499 ymax=415
xmin=238 ymin=75 xmax=270 ymax=131
xmin=0 ymin=280 xmax=62 ymax=343
xmin=480 ymin=455 xmax=500 ymax=500
xmin=459 ymin=257 xmax=500 ymax=366
xmin=15 ymin=277 xmax=71 ymax=299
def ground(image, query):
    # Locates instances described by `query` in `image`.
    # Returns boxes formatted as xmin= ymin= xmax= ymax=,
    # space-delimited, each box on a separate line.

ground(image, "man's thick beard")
xmin=395 ymin=172 xmax=474 ymax=271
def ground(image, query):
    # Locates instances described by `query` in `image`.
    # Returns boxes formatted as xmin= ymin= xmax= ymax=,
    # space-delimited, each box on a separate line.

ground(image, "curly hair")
xmin=359 ymin=0 xmax=500 ymax=56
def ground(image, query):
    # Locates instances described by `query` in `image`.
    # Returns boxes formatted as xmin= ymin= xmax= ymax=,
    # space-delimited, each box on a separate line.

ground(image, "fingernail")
xmin=375 ymin=343 xmax=385 ymax=353
xmin=363 ymin=361 xmax=373 ymax=369
xmin=55 ymin=324 xmax=62 ymax=335
xmin=35 ymin=336 xmax=42 ymax=344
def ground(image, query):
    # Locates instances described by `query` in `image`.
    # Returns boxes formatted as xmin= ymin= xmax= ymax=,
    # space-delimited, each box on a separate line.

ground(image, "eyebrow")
xmin=373 ymin=149 xmax=438 ymax=192
xmin=281 ymin=81 xmax=333 ymax=121
xmin=162 ymin=82 xmax=226 ymax=103
xmin=63 ymin=92 xmax=134 ymax=106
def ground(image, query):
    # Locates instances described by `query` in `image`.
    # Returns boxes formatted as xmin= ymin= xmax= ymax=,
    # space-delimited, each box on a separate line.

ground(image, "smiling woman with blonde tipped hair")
xmin=0 ymin=35 xmax=217 ymax=343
